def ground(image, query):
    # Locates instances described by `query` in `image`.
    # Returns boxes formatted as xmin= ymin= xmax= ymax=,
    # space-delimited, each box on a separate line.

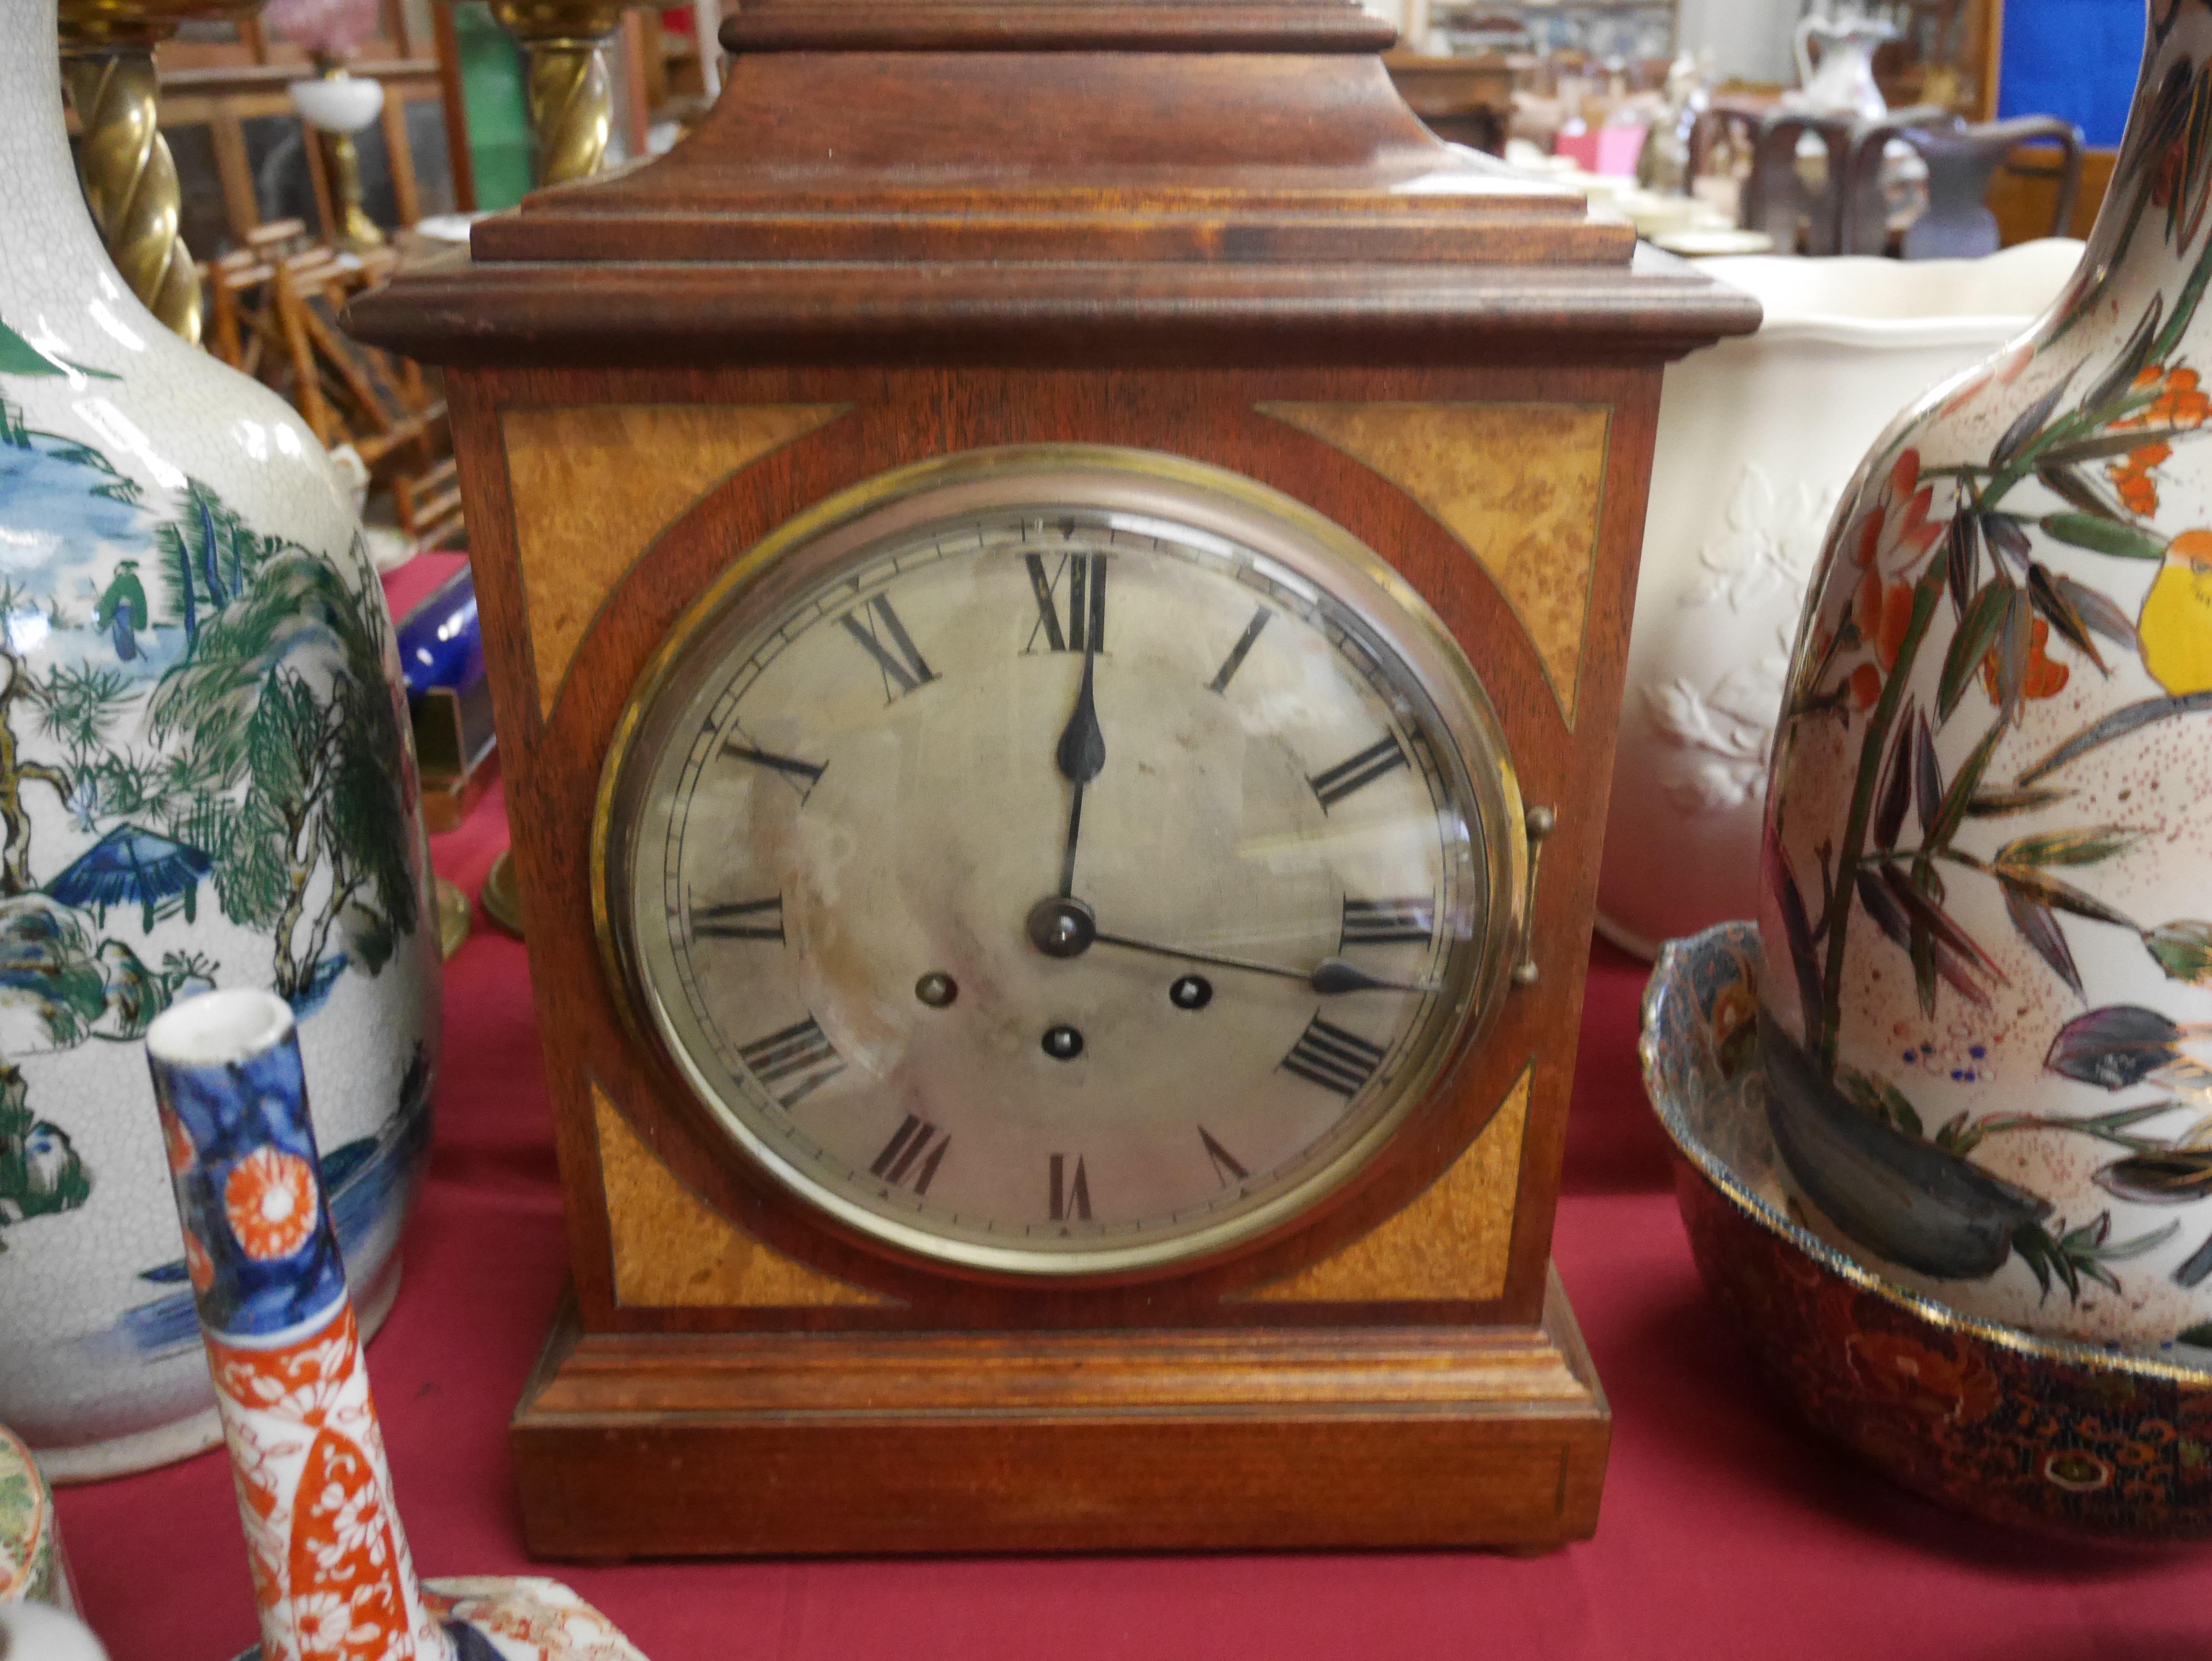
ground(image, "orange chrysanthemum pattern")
xmin=184 ymin=1227 xmax=214 ymax=1293
xmin=1855 ymin=571 xmax=1918 ymax=670
xmin=1850 ymin=450 xmax=1946 ymax=574
xmin=1844 ymin=1331 xmax=2003 ymax=1424
xmin=161 ymin=1107 xmax=195 ymax=1176
xmin=208 ymin=1308 xmax=438 ymax=1661
xmin=224 ymin=1147 xmax=319 ymax=1263
xmin=1821 ymin=449 xmax=1955 ymax=712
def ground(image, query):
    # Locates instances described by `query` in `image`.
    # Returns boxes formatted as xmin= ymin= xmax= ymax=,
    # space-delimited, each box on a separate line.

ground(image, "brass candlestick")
xmin=486 ymin=0 xmax=632 ymax=185
xmin=477 ymin=0 xmax=632 ymax=935
xmin=56 ymin=0 xmax=262 ymax=344
xmin=321 ymin=125 xmax=385 ymax=250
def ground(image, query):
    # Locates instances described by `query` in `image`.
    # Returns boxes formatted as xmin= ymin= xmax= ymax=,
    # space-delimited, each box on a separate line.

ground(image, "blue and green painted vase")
xmin=0 ymin=0 xmax=441 ymax=1478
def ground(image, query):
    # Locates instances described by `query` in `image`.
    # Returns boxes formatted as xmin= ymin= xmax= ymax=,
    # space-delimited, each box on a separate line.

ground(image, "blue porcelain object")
xmin=396 ymin=568 xmax=482 ymax=698
xmin=142 ymin=994 xmax=650 ymax=1661
xmin=146 ymin=992 xmax=347 ymax=1342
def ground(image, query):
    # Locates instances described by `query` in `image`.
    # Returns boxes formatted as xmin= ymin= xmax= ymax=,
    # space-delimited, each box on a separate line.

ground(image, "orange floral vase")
xmin=145 ymin=991 xmax=647 ymax=1661
xmin=1762 ymin=0 xmax=2212 ymax=1352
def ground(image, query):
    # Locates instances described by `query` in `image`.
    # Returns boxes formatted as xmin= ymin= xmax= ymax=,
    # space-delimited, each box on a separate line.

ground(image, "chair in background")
xmin=1738 ymin=110 xmax=1856 ymax=256
xmin=271 ymin=247 xmax=448 ymax=482
xmin=393 ymin=456 xmax=464 ymax=552
xmin=1844 ymin=114 xmax=2083 ymax=257
xmin=1686 ymin=102 xmax=1760 ymax=185
xmin=204 ymin=219 xmax=315 ymax=378
xmin=1836 ymin=104 xmax=1961 ymax=256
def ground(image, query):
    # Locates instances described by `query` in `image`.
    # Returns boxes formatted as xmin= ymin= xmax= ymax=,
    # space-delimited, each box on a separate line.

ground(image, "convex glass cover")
xmin=599 ymin=448 xmax=1525 ymax=1276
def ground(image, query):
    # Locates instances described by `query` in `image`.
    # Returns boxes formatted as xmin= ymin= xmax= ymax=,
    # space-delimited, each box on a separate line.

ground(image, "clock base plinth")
xmin=509 ymin=1266 xmax=1608 ymax=1557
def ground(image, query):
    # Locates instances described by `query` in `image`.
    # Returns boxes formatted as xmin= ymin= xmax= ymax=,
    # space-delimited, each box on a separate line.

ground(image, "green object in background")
xmin=453 ymin=1 xmax=533 ymax=211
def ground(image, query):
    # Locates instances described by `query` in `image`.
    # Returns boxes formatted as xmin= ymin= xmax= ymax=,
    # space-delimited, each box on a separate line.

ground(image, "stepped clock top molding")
xmin=349 ymin=0 xmax=1758 ymax=364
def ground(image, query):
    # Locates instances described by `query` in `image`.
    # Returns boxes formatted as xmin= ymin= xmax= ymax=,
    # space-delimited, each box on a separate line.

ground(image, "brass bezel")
xmin=593 ymin=444 xmax=1527 ymax=1279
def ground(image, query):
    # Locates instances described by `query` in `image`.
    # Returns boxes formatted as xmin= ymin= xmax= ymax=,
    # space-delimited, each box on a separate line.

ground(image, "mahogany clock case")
xmin=345 ymin=0 xmax=1759 ymax=1555
xmin=433 ymin=356 xmax=1677 ymax=1325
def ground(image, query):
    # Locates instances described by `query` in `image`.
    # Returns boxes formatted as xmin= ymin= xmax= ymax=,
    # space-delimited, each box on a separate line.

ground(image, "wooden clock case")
xmin=350 ymin=0 xmax=1757 ymax=1557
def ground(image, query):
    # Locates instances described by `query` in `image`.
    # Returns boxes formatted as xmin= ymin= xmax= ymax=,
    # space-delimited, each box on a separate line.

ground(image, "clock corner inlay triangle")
xmin=1257 ymin=402 xmax=1610 ymax=726
xmin=500 ymin=403 xmax=849 ymax=716
xmin=591 ymin=1083 xmax=893 ymax=1308
xmin=1237 ymin=1064 xmax=1533 ymax=1304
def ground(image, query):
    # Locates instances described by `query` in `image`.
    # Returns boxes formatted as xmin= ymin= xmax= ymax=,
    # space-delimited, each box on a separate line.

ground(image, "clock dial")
xmin=602 ymin=450 xmax=1523 ymax=1277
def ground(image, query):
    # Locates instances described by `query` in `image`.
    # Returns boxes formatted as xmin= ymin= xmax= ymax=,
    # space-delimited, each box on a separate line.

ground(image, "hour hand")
xmin=1056 ymin=637 xmax=1106 ymax=784
xmin=1052 ymin=609 xmax=1106 ymax=897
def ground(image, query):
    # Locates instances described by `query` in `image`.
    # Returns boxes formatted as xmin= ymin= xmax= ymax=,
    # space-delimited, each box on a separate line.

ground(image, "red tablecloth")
xmin=52 ymin=782 xmax=2212 ymax=1661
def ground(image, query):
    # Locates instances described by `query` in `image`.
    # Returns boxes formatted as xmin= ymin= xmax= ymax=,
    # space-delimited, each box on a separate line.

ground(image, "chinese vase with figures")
xmin=1762 ymin=0 xmax=2212 ymax=1351
xmin=146 ymin=991 xmax=648 ymax=1661
xmin=0 ymin=0 xmax=440 ymax=1479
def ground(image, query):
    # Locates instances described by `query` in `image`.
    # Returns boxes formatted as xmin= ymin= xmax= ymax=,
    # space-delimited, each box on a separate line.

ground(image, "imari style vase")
xmin=0 ymin=1422 xmax=74 ymax=1612
xmin=146 ymin=991 xmax=646 ymax=1661
xmin=1762 ymin=0 xmax=2212 ymax=1350
xmin=0 ymin=0 xmax=440 ymax=1478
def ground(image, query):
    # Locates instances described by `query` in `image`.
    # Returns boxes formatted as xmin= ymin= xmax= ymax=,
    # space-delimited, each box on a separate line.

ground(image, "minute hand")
xmin=1088 ymin=927 xmax=1438 ymax=995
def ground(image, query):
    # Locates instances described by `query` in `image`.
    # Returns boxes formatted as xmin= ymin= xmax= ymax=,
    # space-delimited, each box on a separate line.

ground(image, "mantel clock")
xmin=350 ymin=0 xmax=1758 ymax=1556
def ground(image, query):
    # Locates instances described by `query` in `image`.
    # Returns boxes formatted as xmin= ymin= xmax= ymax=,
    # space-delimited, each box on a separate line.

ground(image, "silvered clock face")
xmin=600 ymin=449 xmax=1522 ymax=1277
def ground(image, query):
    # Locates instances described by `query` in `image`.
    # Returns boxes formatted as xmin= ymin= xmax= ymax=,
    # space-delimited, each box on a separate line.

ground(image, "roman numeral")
xmin=1307 ymin=734 xmax=1409 ymax=810
xmin=869 ymin=1114 xmax=949 ymax=1196
xmin=737 ymin=1016 xmax=844 ymax=1108
xmin=1340 ymin=895 xmax=1435 ymax=948
xmin=1024 ymin=551 xmax=1107 ymax=654
xmin=1207 ymin=606 xmax=1272 ymax=694
xmin=1048 ymin=1153 xmax=1092 ymax=1222
xmin=840 ymin=595 xmax=937 ymax=702
xmin=692 ymin=896 xmax=784 ymax=941
xmin=1198 ymin=1126 xmax=1250 ymax=1187
xmin=1280 ymin=1015 xmax=1386 ymax=1098
xmin=724 ymin=735 xmax=828 ymax=804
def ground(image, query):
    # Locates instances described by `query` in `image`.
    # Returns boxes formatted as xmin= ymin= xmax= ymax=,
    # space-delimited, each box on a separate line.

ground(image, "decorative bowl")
xmin=1642 ymin=922 xmax=2212 ymax=1539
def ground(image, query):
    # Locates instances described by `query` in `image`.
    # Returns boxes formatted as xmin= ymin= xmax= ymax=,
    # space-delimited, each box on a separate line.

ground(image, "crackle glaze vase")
xmin=1601 ymin=241 xmax=2085 ymax=957
xmin=0 ymin=0 xmax=440 ymax=1479
xmin=1762 ymin=0 xmax=2212 ymax=1353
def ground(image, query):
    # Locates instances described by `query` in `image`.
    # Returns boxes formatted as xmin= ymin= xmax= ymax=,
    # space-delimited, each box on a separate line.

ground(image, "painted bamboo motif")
xmin=1762 ymin=0 xmax=2212 ymax=1349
